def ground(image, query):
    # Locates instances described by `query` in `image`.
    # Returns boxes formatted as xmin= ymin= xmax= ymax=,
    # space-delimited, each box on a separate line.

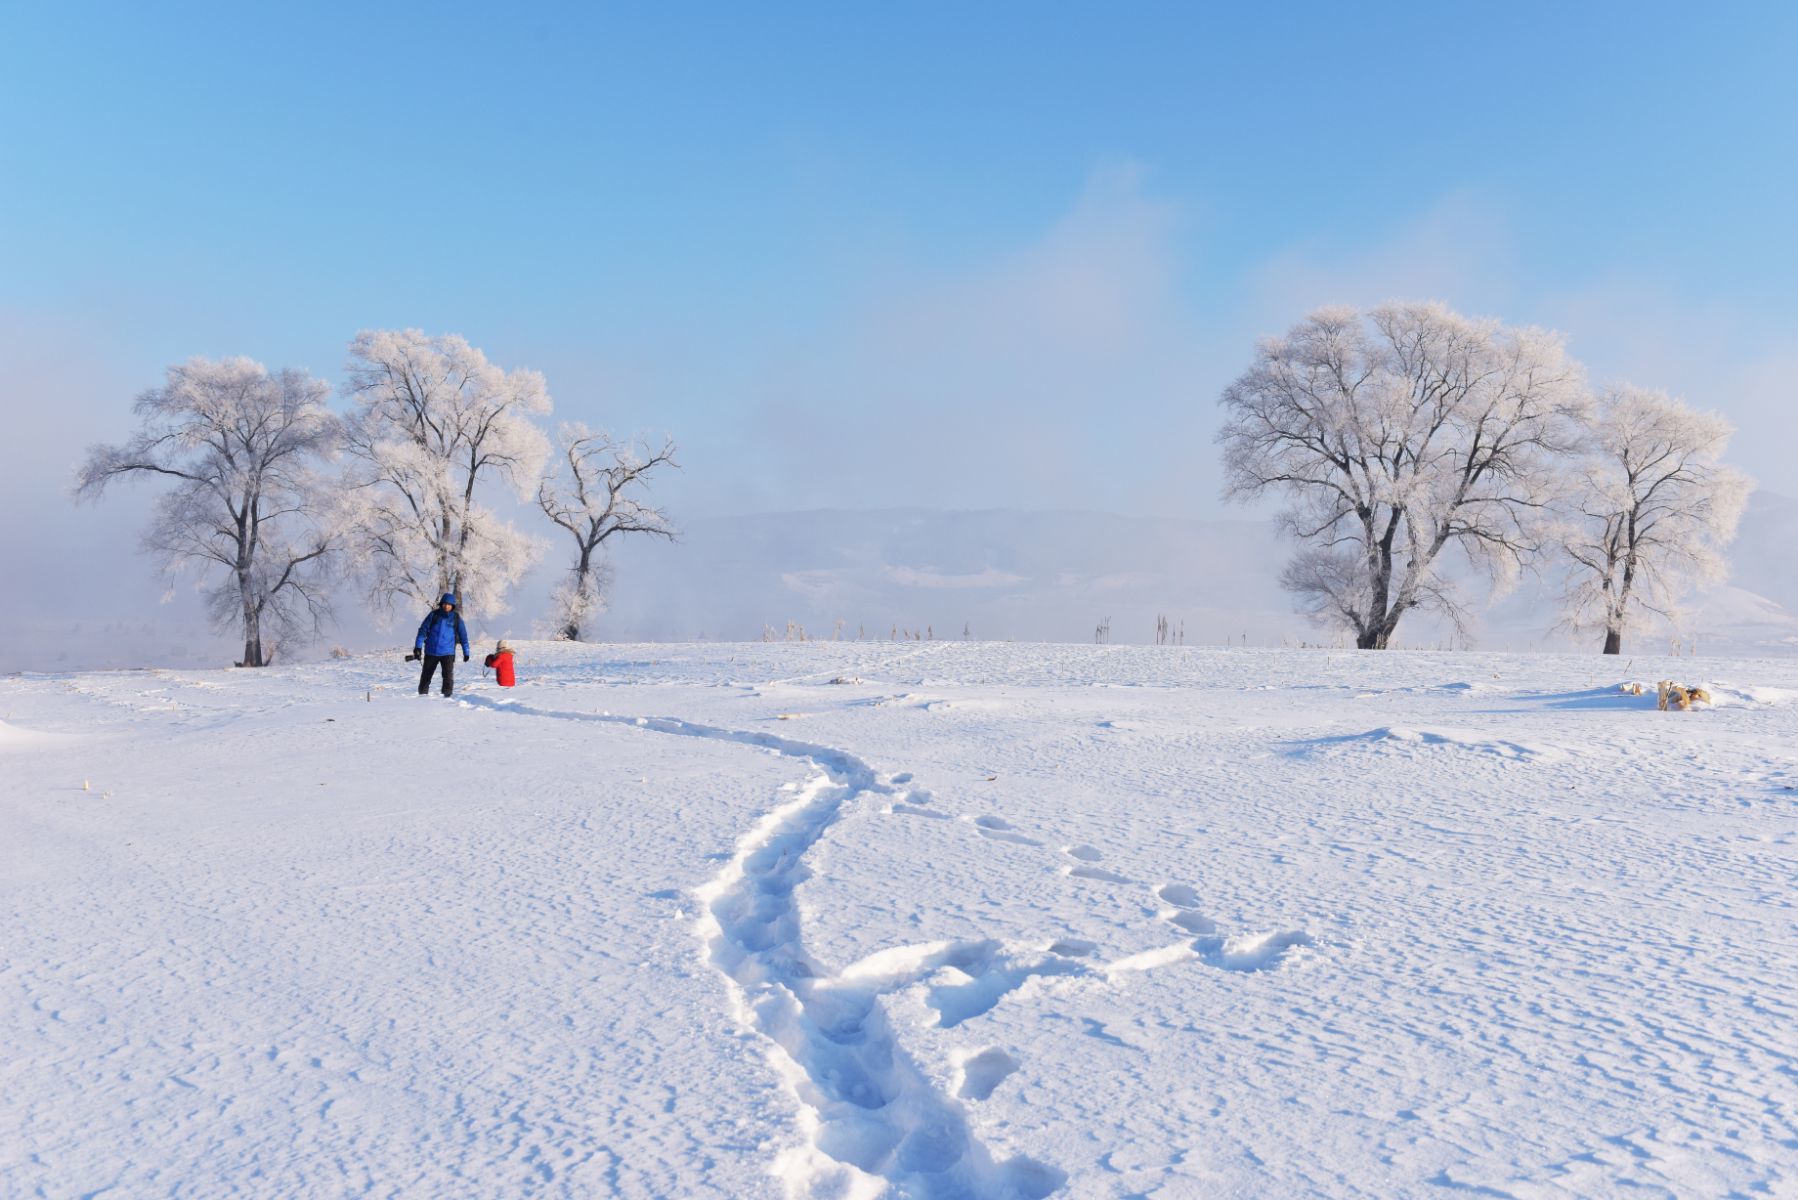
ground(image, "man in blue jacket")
xmin=409 ymin=592 xmax=470 ymax=696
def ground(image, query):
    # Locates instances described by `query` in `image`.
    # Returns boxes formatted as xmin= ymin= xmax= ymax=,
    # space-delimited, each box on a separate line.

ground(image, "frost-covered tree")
xmin=537 ymin=424 xmax=677 ymax=640
xmin=74 ymin=357 xmax=340 ymax=667
xmin=1558 ymin=386 xmax=1751 ymax=654
xmin=340 ymin=330 xmax=551 ymax=621
xmin=1218 ymin=302 xmax=1588 ymax=649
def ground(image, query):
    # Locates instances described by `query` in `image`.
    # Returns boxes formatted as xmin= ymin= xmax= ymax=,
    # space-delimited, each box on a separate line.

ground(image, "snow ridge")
xmin=460 ymin=695 xmax=1065 ymax=1199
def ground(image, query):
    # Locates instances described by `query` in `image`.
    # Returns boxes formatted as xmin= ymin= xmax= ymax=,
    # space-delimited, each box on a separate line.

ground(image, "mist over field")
xmin=11 ymin=495 xmax=1798 ymax=674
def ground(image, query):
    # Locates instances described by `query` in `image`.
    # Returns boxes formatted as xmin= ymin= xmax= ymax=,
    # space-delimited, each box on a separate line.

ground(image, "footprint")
xmin=974 ymin=816 xmax=1044 ymax=847
xmin=1064 ymin=844 xmax=1103 ymax=862
xmin=1047 ymin=938 xmax=1099 ymax=958
xmin=891 ymin=803 xmax=952 ymax=820
xmin=1165 ymin=909 xmax=1217 ymax=935
xmin=927 ymin=950 xmax=1087 ymax=1028
xmin=1154 ymin=883 xmax=1217 ymax=933
xmin=979 ymin=827 xmax=1044 ymax=847
xmin=1064 ymin=864 xmax=1134 ymax=884
xmin=956 ymin=1047 xmax=1020 ymax=1100
xmin=1080 ymin=1017 xmax=1134 ymax=1049
xmin=1194 ymin=930 xmax=1314 ymax=972
xmin=1157 ymin=883 xmax=1202 ymax=909
xmin=891 ymin=772 xmax=914 ymax=785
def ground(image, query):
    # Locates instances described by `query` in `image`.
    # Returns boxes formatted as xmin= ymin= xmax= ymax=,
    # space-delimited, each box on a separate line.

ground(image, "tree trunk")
xmin=238 ymin=570 xmax=264 ymax=667
xmin=1602 ymin=628 xmax=1622 ymax=655
xmin=563 ymin=552 xmax=593 ymax=642
xmin=241 ymin=609 xmax=263 ymax=667
xmin=1353 ymin=509 xmax=1402 ymax=651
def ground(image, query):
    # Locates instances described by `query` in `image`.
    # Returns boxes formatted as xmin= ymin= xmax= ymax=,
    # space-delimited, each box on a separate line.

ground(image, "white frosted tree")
xmin=537 ymin=424 xmax=677 ymax=641
xmin=340 ymin=329 xmax=551 ymax=622
xmin=1558 ymin=386 xmax=1751 ymax=654
xmin=74 ymin=357 xmax=341 ymax=667
xmin=1218 ymin=302 xmax=1588 ymax=649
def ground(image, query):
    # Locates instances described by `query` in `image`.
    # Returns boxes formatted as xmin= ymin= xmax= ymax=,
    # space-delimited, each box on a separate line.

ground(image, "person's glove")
xmin=463 ymin=653 xmax=470 ymax=663
xmin=405 ymin=649 xmax=419 ymax=662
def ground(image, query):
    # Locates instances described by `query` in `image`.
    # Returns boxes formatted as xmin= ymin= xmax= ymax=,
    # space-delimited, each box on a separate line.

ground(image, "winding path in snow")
xmin=460 ymin=695 xmax=1066 ymax=1199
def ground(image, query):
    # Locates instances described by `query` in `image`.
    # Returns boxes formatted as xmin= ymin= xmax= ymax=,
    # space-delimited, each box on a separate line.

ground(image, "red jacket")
xmin=483 ymin=649 xmax=516 ymax=687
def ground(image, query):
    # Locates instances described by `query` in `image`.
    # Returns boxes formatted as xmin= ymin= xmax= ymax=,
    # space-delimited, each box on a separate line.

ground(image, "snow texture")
xmin=4 ymin=642 xmax=1797 ymax=1198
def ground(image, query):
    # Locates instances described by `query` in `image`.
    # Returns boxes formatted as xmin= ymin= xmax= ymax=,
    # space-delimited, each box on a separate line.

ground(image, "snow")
xmin=4 ymin=642 xmax=1797 ymax=1198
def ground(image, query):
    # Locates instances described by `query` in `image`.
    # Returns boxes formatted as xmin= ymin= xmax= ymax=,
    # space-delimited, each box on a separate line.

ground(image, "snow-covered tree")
xmin=74 ymin=357 xmax=341 ymax=667
xmin=1557 ymin=386 xmax=1751 ymax=654
xmin=1218 ymin=302 xmax=1588 ymax=649
xmin=340 ymin=330 xmax=551 ymax=622
xmin=537 ymin=424 xmax=677 ymax=640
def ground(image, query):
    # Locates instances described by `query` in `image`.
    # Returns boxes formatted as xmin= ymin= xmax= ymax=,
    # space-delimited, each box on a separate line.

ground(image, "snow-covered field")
xmin=4 ymin=642 xmax=1796 ymax=1198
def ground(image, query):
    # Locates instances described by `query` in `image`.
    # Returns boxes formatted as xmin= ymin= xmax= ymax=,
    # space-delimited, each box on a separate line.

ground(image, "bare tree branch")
xmin=339 ymin=330 xmax=551 ymax=622
xmin=1218 ymin=302 xmax=1589 ymax=648
xmin=1554 ymin=385 xmax=1751 ymax=653
xmin=536 ymin=423 xmax=679 ymax=641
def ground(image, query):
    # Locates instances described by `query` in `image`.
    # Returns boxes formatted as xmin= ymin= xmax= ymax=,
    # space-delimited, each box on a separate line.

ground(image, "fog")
xmin=6 ymin=182 xmax=1797 ymax=674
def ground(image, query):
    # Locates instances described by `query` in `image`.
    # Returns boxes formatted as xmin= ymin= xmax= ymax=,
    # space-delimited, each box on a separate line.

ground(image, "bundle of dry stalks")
xmin=1654 ymin=680 xmax=1713 ymax=711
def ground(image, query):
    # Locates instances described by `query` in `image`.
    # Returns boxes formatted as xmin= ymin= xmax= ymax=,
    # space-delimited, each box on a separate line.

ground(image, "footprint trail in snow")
xmin=461 ymin=695 xmax=1065 ymax=1199
xmin=893 ymin=775 xmax=1320 ymax=981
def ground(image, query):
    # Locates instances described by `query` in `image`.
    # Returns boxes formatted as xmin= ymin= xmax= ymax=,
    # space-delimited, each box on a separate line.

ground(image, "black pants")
xmin=418 ymin=654 xmax=456 ymax=696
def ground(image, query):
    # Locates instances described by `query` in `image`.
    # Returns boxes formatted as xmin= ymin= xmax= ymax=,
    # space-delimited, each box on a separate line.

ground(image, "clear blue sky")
xmin=2 ymin=1 xmax=1794 ymax=552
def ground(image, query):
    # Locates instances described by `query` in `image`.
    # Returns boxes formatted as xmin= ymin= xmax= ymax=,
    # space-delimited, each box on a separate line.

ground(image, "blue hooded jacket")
xmin=416 ymin=593 xmax=471 ymax=657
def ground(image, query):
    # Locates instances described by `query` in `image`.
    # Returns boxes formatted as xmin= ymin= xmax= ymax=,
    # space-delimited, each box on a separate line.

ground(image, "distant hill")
xmin=601 ymin=508 xmax=1303 ymax=646
xmin=1729 ymin=491 xmax=1798 ymax=618
xmin=600 ymin=496 xmax=1798 ymax=654
xmin=1691 ymin=490 xmax=1798 ymax=655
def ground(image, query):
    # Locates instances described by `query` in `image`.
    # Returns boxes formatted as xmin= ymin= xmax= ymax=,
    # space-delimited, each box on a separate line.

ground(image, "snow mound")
xmin=1294 ymin=724 xmax=1566 ymax=762
xmin=0 ymin=718 xmax=62 ymax=751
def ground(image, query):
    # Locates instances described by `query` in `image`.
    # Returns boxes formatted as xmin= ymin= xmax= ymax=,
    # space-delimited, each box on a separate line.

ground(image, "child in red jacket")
xmin=482 ymin=640 xmax=516 ymax=687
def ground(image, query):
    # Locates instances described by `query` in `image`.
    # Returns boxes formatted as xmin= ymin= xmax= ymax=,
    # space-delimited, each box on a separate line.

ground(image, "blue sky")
xmin=2 ymin=2 xmax=1795 ymax=642
xmin=8 ymin=3 xmax=1794 ymax=298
